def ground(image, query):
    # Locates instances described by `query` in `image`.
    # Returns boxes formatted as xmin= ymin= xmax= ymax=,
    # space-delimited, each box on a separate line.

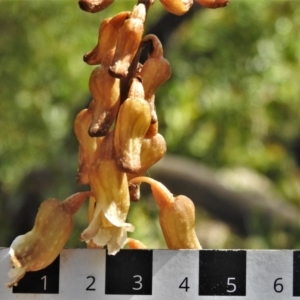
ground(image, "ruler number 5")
xmin=274 ymin=278 xmax=283 ymax=293
xmin=227 ymin=277 xmax=236 ymax=293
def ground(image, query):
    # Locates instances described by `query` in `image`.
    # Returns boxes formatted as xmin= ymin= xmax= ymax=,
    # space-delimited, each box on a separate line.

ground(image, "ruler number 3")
xmin=133 ymin=275 xmax=143 ymax=290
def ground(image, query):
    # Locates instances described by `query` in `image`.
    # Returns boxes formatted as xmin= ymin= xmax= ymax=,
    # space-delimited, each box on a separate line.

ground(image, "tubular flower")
xmin=88 ymin=49 xmax=120 ymax=137
xmin=195 ymin=0 xmax=229 ymax=8
xmin=114 ymin=77 xmax=151 ymax=173
xmin=109 ymin=3 xmax=146 ymax=78
xmin=83 ymin=11 xmax=130 ymax=65
xmin=127 ymin=133 xmax=167 ymax=181
xmin=7 ymin=192 xmax=91 ymax=288
xmin=159 ymin=0 xmax=193 ymax=16
xmin=140 ymin=35 xmax=171 ymax=100
xmin=130 ymin=177 xmax=201 ymax=250
xmin=126 ymin=132 xmax=166 ymax=201
xmin=80 ymin=132 xmax=134 ymax=255
xmin=74 ymin=107 xmax=101 ymax=184
xmin=139 ymin=35 xmax=171 ymax=124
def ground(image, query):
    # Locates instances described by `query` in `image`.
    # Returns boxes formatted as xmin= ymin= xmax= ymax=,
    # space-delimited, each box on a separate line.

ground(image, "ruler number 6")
xmin=274 ymin=278 xmax=283 ymax=293
xmin=227 ymin=277 xmax=236 ymax=293
xmin=133 ymin=275 xmax=143 ymax=290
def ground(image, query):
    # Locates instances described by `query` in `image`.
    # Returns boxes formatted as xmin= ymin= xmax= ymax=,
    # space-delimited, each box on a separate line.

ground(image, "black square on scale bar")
xmin=105 ymin=249 xmax=153 ymax=295
xmin=293 ymin=251 xmax=300 ymax=296
xmin=13 ymin=255 xmax=60 ymax=294
xmin=199 ymin=250 xmax=246 ymax=296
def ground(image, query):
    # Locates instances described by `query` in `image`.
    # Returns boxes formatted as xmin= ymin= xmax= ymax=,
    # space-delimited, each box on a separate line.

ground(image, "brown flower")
xmin=130 ymin=177 xmax=201 ymax=250
xmin=7 ymin=192 xmax=91 ymax=287
xmin=114 ymin=78 xmax=151 ymax=173
xmin=109 ymin=3 xmax=146 ymax=78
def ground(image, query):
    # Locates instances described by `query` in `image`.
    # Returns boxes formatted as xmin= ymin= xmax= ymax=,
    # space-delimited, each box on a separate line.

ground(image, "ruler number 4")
xmin=179 ymin=277 xmax=190 ymax=292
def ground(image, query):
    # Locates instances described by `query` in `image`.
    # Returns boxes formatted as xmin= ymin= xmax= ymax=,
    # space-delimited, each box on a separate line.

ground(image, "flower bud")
xmin=78 ymin=0 xmax=114 ymax=13
xmin=127 ymin=133 xmax=167 ymax=181
xmin=83 ymin=11 xmax=130 ymax=65
xmin=114 ymin=78 xmax=151 ymax=173
xmin=159 ymin=0 xmax=193 ymax=16
xmin=130 ymin=177 xmax=201 ymax=250
xmin=7 ymin=192 xmax=90 ymax=287
xmin=126 ymin=238 xmax=147 ymax=249
xmin=88 ymin=50 xmax=120 ymax=137
xmin=74 ymin=107 xmax=100 ymax=184
xmin=195 ymin=0 xmax=229 ymax=9
xmin=109 ymin=4 xmax=146 ymax=78
xmin=140 ymin=34 xmax=171 ymax=100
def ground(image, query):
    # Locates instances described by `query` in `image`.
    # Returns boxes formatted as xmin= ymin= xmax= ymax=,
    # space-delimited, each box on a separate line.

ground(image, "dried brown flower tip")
xmin=114 ymin=78 xmax=151 ymax=173
xmin=83 ymin=11 xmax=130 ymax=65
xmin=88 ymin=50 xmax=120 ymax=137
xmin=145 ymin=114 xmax=158 ymax=138
xmin=159 ymin=0 xmax=193 ymax=16
xmin=78 ymin=0 xmax=114 ymax=13
xmin=109 ymin=4 xmax=146 ymax=78
xmin=128 ymin=182 xmax=141 ymax=202
xmin=195 ymin=0 xmax=229 ymax=8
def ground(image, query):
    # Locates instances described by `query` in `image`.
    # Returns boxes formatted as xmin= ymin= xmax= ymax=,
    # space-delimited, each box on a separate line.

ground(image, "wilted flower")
xmin=7 ymin=192 xmax=91 ymax=287
xmin=130 ymin=177 xmax=201 ymax=250
xmin=80 ymin=133 xmax=134 ymax=254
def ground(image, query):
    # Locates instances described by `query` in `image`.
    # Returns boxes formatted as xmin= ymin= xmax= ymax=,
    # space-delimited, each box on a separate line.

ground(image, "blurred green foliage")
xmin=1 ymin=0 xmax=300 ymax=248
xmin=157 ymin=0 xmax=300 ymax=204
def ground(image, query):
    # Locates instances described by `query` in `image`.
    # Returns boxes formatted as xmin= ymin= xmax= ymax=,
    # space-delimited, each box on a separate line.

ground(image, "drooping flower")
xmin=80 ymin=132 xmax=134 ymax=254
xmin=7 ymin=192 xmax=91 ymax=287
xmin=130 ymin=177 xmax=201 ymax=250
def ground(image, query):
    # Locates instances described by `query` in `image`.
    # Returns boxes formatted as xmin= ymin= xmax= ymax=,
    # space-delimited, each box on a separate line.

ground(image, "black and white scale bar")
xmin=0 ymin=248 xmax=299 ymax=299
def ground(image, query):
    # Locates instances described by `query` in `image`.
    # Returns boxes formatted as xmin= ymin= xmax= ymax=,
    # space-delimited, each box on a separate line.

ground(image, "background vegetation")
xmin=1 ymin=0 xmax=300 ymax=249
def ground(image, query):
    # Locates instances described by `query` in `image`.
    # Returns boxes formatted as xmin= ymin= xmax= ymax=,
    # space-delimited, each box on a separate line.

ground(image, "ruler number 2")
xmin=86 ymin=276 xmax=96 ymax=291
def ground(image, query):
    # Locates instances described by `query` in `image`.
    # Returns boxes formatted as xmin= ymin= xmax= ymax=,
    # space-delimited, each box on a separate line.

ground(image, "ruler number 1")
xmin=179 ymin=277 xmax=190 ymax=292
xmin=41 ymin=276 xmax=47 ymax=290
